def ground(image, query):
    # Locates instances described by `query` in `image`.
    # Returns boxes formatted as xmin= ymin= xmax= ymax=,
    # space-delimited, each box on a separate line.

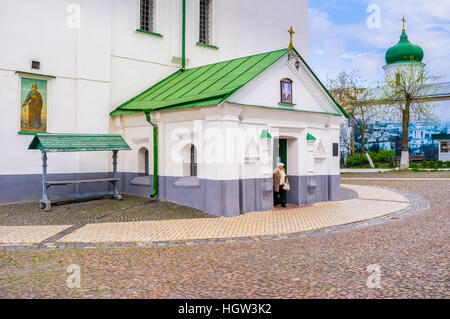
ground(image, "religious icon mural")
xmin=280 ymin=78 xmax=293 ymax=104
xmin=20 ymin=77 xmax=47 ymax=132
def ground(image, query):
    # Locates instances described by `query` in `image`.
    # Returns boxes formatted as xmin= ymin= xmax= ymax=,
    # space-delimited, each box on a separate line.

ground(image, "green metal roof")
xmin=111 ymin=48 xmax=348 ymax=118
xmin=28 ymin=133 xmax=131 ymax=152
xmin=432 ymin=134 xmax=450 ymax=140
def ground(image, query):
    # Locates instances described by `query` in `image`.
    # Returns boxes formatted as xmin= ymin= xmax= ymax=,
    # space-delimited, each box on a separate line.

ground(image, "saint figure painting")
xmin=20 ymin=77 xmax=47 ymax=132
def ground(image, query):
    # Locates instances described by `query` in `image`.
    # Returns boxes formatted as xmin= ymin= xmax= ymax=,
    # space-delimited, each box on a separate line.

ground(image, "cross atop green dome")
xmin=385 ymin=21 xmax=424 ymax=65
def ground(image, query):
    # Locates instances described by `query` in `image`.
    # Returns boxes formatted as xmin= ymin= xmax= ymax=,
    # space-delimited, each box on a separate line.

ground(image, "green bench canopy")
xmin=28 ymin=133 xmax=131 ymax=152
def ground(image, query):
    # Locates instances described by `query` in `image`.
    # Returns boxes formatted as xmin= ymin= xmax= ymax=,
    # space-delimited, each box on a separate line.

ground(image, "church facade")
xmin=0 ymin=0 xmax=346 ymax=216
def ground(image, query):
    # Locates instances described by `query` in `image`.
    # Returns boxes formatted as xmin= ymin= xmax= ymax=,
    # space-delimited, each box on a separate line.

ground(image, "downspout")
xmin=181 ymin=0 xmax=186 ymax=70
xmin=145 ymin=111 xmax=158 ymax=198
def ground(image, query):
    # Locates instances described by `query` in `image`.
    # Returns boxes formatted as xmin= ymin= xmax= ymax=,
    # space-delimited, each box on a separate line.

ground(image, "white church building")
xmin=0 ymin=0 xmax=347 ymax=217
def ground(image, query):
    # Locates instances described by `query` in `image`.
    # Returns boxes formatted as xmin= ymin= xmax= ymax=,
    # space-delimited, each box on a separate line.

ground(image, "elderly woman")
xmin=273 ymin=162 xmax=288 ymax=207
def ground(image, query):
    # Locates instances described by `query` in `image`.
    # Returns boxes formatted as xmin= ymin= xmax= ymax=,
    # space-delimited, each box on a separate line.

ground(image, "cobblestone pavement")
xmin=0 ymin=185 xmax=409 ymax=245
xmin=0 ymin=194 xmax=216 ymax=226
xmin=0 ymin=178 xmax=447 ymax=298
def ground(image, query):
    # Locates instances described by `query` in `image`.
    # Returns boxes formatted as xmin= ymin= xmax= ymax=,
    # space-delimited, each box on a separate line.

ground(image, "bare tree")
xmin=328 ymin=70 xmax=379 ymax=166
xmin=381 ymin=61 xmax=438 ymax=169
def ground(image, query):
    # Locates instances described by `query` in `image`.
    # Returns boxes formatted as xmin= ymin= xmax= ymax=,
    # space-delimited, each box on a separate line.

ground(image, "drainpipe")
xmin=181 ymin=0 xmax=186 ymax=70
xmin=145 ymin=111 xmax=158 ymax=198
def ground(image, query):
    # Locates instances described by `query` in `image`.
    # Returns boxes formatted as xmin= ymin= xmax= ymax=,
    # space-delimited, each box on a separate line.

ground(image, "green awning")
xmin=28 ymin=133 xmax=131 ymax=152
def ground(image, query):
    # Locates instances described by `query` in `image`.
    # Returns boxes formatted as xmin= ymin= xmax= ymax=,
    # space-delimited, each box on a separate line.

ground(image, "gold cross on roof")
xmin=288 ymin=26 xmax=295 ymax=50
xmin=402 ymin=16 xmax=406 ymax=32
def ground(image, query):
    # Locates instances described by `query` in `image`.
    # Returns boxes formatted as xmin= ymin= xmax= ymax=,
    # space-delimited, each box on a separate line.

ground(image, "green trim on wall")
xmin=196 ymin=42 xmax=219 ymax=49
xmin=18 ymin=131 xmax=39 ymax=135
xmin=278 ymin=102 xmax=296 ymax=107
xmin=307 ymin=133 xmax=317 ymax=141
xmin=226 ymin=101 xmax=342 ymax=116
xmin=136 ymin=29 xmax=163 ymax=38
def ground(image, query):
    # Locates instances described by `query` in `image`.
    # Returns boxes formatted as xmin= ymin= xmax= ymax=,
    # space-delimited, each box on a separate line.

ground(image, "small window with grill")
xmin=140 ymin=0 xmax=154 ymax=32
xmin=332 ymin=143 xmax=339 ymax=157
xmin=199 ymin=0 xmax=211 ymax=44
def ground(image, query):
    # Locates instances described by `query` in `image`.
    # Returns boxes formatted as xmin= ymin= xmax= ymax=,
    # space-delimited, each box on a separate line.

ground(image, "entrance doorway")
xmin=273 ymin=138 xmax=287 ymax=205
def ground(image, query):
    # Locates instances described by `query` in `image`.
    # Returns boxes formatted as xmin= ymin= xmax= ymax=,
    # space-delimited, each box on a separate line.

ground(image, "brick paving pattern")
xmin=0 ymin=185 xmax=410 ymax=245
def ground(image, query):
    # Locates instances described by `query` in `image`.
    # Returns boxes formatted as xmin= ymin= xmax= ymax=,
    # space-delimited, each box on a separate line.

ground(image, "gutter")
xmin=145 ymin=111 xmax=158 ymax=198
xmin=181 ymin=0 xmax=186 ymax=70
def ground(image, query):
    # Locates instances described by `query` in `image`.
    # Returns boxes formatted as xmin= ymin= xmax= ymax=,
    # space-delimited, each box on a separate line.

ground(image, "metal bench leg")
xmin=112 ymin=150 xmax=122 ymax=200
xmin=40 ymin=150 xmax=52 ymax=210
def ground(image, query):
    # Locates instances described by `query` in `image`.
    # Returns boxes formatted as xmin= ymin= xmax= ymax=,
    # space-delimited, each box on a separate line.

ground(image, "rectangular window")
xmin=199 ymin=0 xmax=211 ymax=44
xmin=332 ymin=143 xmax=339 ymax=157
xmin=140 ymin=0 xmax=154 ymax=32
xmin=441 ymin=142 xmax=448 ymax=153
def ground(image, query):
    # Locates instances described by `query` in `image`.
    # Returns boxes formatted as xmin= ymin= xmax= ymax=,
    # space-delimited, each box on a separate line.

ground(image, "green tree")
xmin=328 ymin=70 xmax=379 ymax=166
xmin=380 ymin=61 xmax=438 ymax=169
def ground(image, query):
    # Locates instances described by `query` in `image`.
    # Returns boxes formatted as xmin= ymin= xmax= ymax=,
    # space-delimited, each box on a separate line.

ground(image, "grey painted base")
xmin=287 ymin=175 xmax=340 ymax=205
xmin=0 ymin=173 xmax=340 ymax=217
xmin=0 ymin=172 xmax=114 ymax=204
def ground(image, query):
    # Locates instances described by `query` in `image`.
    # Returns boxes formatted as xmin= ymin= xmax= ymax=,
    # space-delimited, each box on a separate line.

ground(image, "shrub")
xmin=388 ymin=161 xmax=394 ymax=168
xmin=371 ymin=149 xmax=395 ymax=163
xmin=446 ymin=161 xmax=450 ymax=167
xmin=374 ymin=162 xmax=383 ymax=168
xmin=345 ymin=153 xmax=367 ymax=167
xmin=410 ymin=162 xmax=418 ymax=168
xmin=345 ymin=149 xmax=396 ymax=167
xmin=436 ymin=160 xmax=444 ymax=168
xmin=422 ymin=160 xmax=434 ymax=168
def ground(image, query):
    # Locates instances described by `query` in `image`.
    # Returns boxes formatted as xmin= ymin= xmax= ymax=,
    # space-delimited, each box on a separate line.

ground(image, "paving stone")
xmin=0 ymin=175 xmax=447 ymax=298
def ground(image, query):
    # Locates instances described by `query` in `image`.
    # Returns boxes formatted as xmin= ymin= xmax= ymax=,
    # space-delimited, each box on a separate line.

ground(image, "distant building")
xmin=432 ymin=134 xmax=450 ymax=161
xmin=342 ymin=22 xmax=450 ymax=161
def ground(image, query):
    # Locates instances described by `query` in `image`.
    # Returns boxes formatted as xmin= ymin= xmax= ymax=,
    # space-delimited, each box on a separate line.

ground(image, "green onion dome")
xmin=385 ymin=31 xmax=424 ymax=65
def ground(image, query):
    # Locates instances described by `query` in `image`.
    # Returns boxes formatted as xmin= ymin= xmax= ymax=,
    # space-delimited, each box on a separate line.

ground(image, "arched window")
xmin=190 ymin=144 xmax=197 ymax=176
xmin=182 ymin=144 xmax=197 ymax=177
xmin=138 ymin=147 xmax=149 ymax=176
xmin=280 ymin=78 xmax=293 ymax=104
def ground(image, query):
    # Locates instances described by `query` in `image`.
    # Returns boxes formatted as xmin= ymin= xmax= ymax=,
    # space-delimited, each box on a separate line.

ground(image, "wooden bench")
xmin=46 ymin=177 xmax=120 ymax=186
xmin=409 ymin=154 xmax=425 ymax=161
xmin=389 ymin=154 xmax=425 ymax=166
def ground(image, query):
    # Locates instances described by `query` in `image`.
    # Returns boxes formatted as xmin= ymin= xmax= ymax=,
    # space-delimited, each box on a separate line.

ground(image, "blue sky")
xmin=308 ymin=0 xmax=450 ymax=86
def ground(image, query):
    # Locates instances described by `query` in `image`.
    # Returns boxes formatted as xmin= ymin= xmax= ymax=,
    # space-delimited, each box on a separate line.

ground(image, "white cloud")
xmin=308 ymin=0 xmax=450 ymax=82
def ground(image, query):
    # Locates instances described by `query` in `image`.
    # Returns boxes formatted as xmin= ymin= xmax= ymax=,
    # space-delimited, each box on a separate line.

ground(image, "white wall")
xmin=0 ymin=0 xmax=309 ymax=177
xmin=228 ymin=52 xmax=338 ymax=115
xmin=115 ymin=102 xmax=342 ymax=180
xmin=0 ymin=0 xmax=112 ymax=175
